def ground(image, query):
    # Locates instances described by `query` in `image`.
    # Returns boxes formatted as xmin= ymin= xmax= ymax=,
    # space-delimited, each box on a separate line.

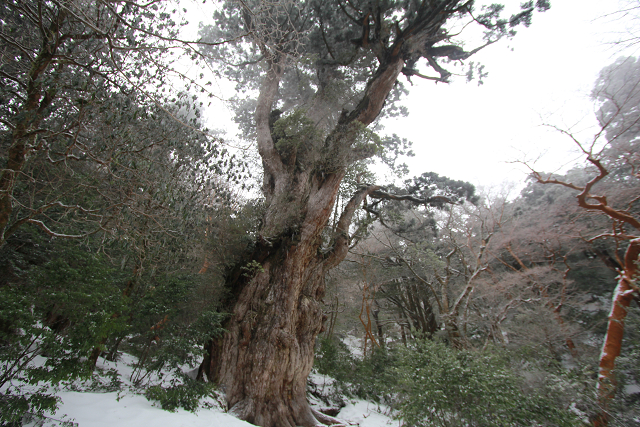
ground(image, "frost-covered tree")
xmin=0 ymin=0 xmax=234 ymax=247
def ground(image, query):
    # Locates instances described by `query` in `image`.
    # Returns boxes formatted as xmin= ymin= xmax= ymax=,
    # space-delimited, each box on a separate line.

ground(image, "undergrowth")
xmin=314 ymin=336 xmax=583 ymax=427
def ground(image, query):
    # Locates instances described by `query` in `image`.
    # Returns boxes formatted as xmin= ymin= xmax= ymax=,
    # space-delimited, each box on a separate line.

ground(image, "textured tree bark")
xmin=211 ymin=167 xmax=395 ymax=427
xmin=218 ymin=238 xmax=330 ymax=427
xmin=212 ymin=162 xmax=354 ymax=426
xmin=202 ymin=56 xmax=354 ymax=425
xmin=592 ymin=239 xmax=639 ymax=427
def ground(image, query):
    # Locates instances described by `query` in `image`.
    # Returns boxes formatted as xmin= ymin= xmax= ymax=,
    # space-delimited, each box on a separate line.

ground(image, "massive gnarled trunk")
xmin=198 ymin=56 xmax=404 ymax=424
xmin=208 ymin=56 xmax=402 ymax=426
xmin=219 ymin=237 xmax=330 ymax=426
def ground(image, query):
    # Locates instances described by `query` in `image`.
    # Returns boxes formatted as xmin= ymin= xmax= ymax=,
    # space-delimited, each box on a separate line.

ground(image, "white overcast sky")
xmin=384 ymin=0 xmax=640 ymax=190
xmin=183 ymin=0 xmax=640 ymax=192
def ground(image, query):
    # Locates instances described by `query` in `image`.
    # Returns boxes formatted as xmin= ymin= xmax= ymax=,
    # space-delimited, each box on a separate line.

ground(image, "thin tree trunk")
xmin=89 ymin=268 xmax=140 ymax=369
xmin=592 ymin=239 xmax=639 ymax=427
xmin=398 ymin=307 xmax=409 ymax=347
xmin=326 ymin=296 xmax=339 ymax=339
xmin=373 ymin=299 xmax=384 ymax=348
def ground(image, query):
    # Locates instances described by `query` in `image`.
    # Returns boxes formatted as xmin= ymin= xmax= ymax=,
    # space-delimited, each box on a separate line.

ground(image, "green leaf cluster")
xmin=0 ymin=239 xmax=126 ymax=424
xmin=126 ymin=278 xmax=228 ymax=386
xmin=273 ymin=109 xmax=323 ymax=165
xmin=394 ymin=340 xmax=579 ymax=427
xmin=145 ymin=374 xmax=217 ymax=412
xmin=314 ymin=338 xmax=580 ymax=426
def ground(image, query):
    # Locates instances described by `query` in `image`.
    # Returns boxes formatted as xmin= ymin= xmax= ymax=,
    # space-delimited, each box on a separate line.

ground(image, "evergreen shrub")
xmin=0 ymin=243 xmax=125 ymax=425
xmin=145 ymin=375 xmax=215 ymax=412
xmin=394 ymin=340 xmax=580 ymax=427
xmin=314 ymin=337 xmax=581 ymax=426
xmin=315 ymin=337 xmax=398 ymax=404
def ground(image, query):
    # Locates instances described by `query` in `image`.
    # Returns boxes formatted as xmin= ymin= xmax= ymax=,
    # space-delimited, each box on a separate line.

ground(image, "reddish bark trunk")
xmin=592 ymin=239 xmax=639 ymax=426
xmin=206 ymin=168 xmax=389 ymax=426
xmin=218 ymin=245 xmax=327 ymax=426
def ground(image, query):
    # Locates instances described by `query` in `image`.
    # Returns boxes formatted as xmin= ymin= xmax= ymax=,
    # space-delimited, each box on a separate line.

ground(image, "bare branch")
xmin=26 ymin=219 xmax=102 ymax=239
xmin=370 ymin=188 xmax=454 ymax=205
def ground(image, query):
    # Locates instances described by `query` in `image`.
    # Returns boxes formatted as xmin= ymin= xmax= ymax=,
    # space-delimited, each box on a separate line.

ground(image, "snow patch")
xmin=341 ymin=335 xmax=364 ymax=359
xmin=579 ymin=294 xmax=609 ymax=313
xmin=26 ymin=353 xmax=397 ymax=427
xmin=561 ymin=353 xmax=577 ymax=370
xmin=624 ymin=383 xmax=640 ymax=396
xmin=53 ymin=390 xmax=252 ymax=427
xmin=337 ymin=400 xmax=397 ymax=427
xmin=44 ymin=353 xmax=254 ymax=427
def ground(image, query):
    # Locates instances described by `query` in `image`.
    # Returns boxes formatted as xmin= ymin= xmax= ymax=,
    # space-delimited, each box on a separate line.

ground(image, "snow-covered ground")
xmin=337 ymin=401 xmax=398 ymax=427
xmin=37 ymin=353 xmax=396 ymax=427
xmin=308 ymin=372 xmax=397 ymax=427
xmin=53 ymin=392 xmax=396 ymax=427
xmin=53 ymin=389 xmax=251 ymax=427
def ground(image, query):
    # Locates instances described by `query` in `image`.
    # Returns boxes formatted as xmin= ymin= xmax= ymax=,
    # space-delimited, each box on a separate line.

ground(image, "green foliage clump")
xmin=272 ymin=110 xmax=323 ymax=163
xmin=0 ymin=241 xmax=126 ymax=424
xmin=394 ymin=340 xmax=579 ymax=427
xmin=145 ymin=375 xmax=216 ymax=412
xmin=315 ymin=337 xmax=355 ymax=381
xmin=350 ymin=120 xmax=383 ymax=158
xmin=0 ymin=391 xmax=60 ymax=426
xmin=314 ymin=337 xmax=398 ymax=404
xmin=241 ymin=260 xmax=265 ymax=277
xmin=125 ymin=274 xmax=227 ymax=386
xmin=315 ymin=338 xmax=580 ymax=426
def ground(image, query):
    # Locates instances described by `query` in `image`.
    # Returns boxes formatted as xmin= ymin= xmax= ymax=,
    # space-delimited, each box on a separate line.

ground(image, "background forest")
xmin=1 ymin=0 xmax=639 ymax=427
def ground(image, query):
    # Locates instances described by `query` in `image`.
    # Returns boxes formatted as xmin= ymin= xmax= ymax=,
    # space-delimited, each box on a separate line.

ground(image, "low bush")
xmin=314 ymin=337 xmax=581 ymax=426
xmin=394 ymin=340 xmax=580 ymax=427
xmin=145 ymin=375 xmax=216 ymax=412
